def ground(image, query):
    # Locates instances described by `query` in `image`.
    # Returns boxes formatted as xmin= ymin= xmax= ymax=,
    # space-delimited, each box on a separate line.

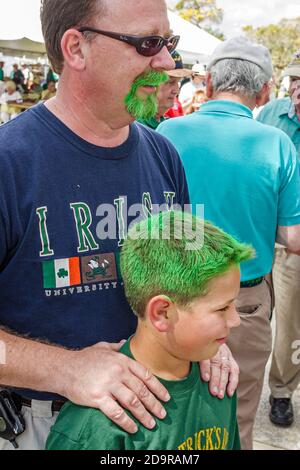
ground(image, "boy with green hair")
xmin=46 ymin=211 xmax=253 ymax=451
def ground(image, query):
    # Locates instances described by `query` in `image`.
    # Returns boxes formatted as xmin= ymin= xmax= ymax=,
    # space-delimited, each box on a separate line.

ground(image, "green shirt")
xmin=138 ymin=116 xmax=166 ymax=130
xmin=46 ymin=340 xmax=240 ymax=450
xmin=0 ymin=69 xmax=4 ymax=81
xmin=257 ymin=97 xmax=300 ymax=154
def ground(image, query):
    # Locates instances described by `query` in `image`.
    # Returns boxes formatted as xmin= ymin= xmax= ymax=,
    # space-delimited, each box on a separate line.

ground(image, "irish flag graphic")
xmin=43 ymin=257 xmax=81 ymax=288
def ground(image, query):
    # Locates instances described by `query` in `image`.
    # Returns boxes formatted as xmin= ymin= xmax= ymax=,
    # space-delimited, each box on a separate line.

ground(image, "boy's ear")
xmin=146 ymin=295 xmax=174 ymax=333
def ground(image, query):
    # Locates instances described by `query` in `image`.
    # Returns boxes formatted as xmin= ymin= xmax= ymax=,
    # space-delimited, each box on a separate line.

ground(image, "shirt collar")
xmin=278 ymin=98 xmax=300 ymax=126
xmin=278 ymin=98 xmax=293 ymax=117
xmin=199 ymin=100 xmax=253 ymax=119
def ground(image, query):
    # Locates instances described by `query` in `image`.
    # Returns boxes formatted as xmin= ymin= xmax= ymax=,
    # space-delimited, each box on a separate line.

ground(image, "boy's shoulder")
xmin=46 ymin=401 xmax=127 ymax=450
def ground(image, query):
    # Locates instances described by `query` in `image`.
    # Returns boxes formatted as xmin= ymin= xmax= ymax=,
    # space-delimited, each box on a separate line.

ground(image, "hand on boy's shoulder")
xmin=199 ymin=344 xmax=239 ymax=399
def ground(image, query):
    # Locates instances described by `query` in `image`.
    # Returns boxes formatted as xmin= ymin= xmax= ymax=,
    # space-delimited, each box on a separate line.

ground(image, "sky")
xmin=167 ymin=0 xmax=300 ymax=37
xmin=217 ymin=0 xmax=300 ymax=37
xmin=2 ymin=0 xmax=300 ymax=40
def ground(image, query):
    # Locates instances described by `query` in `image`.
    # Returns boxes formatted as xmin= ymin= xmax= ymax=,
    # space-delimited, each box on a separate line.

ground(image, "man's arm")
xmin=276 ymin=224 xmax=300 ymax=255
xmin=0 ymin=329 xmax=169 ymax=433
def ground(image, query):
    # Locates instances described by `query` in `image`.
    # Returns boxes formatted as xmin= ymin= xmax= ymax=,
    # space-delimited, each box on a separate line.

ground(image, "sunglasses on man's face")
xmin=78 ymin=27 xmax=180 ymax=57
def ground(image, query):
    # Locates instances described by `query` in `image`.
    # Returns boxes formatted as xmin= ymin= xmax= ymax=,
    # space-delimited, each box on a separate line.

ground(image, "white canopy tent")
xmin=0 ymin=2 xmax=221 ymax=65
xmin=168 ymin=11 xmax=221 ymax=64
xmin=0 ymin=38 xmax=46 ymax=58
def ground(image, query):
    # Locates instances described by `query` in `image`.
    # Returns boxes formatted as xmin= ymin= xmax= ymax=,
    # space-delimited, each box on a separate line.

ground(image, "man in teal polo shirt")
xmin=257 ymin=53 xmax=300 ymax=427
xmin=158 ymin=36 xmax=300 ymax=449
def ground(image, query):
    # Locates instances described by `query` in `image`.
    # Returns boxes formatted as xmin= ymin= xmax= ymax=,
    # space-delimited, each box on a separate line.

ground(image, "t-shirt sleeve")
xmin=45 ymin=404 xmax=127 ymax=450
xmin=277 ymin=139 xmax=300 ymax=226
xmin=46 ymin=430 xmax=83 ymax=450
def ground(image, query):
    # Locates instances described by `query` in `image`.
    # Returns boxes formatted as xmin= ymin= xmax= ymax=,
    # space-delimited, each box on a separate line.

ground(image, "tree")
xmin=175 ymin=0 xmax=224 ymax=39
xmin=243 ymin=18 xmax=300 ymax=84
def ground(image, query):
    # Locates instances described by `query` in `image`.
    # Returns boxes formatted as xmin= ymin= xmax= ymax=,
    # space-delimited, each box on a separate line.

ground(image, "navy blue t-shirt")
xmin=0 ymin=104 xmax=190 ymax=399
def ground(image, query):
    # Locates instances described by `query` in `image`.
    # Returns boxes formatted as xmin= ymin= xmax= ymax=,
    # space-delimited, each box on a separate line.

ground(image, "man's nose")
xmin=150 ymin=46 xmax=175 ymax=72
xmin=172 ymin=84 xmax=180 ymax=95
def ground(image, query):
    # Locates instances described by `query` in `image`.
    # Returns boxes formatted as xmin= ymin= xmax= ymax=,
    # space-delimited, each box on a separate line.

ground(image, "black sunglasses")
xmin=78 ymin=27 xmax=180 ymax=57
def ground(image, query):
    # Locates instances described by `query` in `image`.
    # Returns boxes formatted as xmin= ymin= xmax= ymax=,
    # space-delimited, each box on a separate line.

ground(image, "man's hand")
xmin=199 ymin=344 xmax=239 ymax=399
xmin=62 ymin=341 xmax=170 ymax=434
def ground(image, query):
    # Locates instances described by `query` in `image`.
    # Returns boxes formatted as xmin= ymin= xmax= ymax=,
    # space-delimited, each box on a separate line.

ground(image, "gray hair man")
xmin=257 ymin=52 xmax=300 ymax=428
xmin=158 ymin=36 xmax=300 ymax=449
xmin=0 ymin=0 xmax=238 ymax=450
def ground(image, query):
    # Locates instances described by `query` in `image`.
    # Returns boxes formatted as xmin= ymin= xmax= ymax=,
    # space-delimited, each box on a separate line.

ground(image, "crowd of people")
xmin=0 ymin=0 xmax=299 ymax=452
xmin=0 ymin=62 xmax=57 ymax=123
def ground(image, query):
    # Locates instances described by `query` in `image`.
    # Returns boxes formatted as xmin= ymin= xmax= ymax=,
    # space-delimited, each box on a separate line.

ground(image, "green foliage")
xmin=243 ymin=18 xmax=300 ymax=83
xmin=175 ymin=0 xmax=224 ymax=38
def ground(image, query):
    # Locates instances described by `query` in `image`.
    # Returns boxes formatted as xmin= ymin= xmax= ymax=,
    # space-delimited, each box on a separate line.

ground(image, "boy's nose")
xmin=227 ymin=306 xmax=241 ymax=329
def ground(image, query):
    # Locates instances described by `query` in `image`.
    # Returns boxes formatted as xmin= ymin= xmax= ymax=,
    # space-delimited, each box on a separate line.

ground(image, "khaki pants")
xmin=269 ymin=248 xmax=300 ymax=399
xmin=0 ymin=400 xmax=59 ymax=450
xmin=227 ymin=279 xmax=273 ymax=450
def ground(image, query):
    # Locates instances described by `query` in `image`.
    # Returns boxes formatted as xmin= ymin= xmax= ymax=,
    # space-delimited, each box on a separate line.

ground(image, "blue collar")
xmin=278 ymin=98 xmax=293 ymax=117
xmin=199 ymin=100 xmax=253 ymax=119
xmin=278 ymin=98 xmax=300 ymax=127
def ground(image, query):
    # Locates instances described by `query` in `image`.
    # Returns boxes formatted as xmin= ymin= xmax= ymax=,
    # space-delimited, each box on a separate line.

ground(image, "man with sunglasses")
xmin=0 ymin=0 xmax=238 ymax=450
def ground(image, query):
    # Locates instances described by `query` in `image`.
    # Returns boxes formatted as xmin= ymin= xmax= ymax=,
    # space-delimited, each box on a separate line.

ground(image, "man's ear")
xmin=60 ymin=29 xmax=86 ymax=71
xmin=255 ymin=82 xmax=270 ymax=108
xmin=205 ymin=72 xmax=213 ymax=98
xmin=146 ymin=295 xmax=174 ymax=333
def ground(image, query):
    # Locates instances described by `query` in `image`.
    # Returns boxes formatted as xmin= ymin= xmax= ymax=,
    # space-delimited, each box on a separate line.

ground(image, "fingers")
xmin=199 ymin=359 xmax=211 ymax=382
xmin=215 ymin=358 xmax=231 ymax=399
xmin=111 ymin=384 xmax=157 ymax=431
xmin=220 ymin=345 xmax=240 ymax=397
xmin=98 ymin=376 xmax=167 ymax=434
xmin=96 ymin=394 xmax=139 ymax=434
xmin=124 ymin=371 xmax=167 ymax=420
xmin=226 ymin=359 xmax=239 ymax=397
xmin=199 ymin=343 xmax=239 ymax=399
xmin=207 ymin=359 xmax=222 ymax=397
xmin=129 ymin=360 xmax=170 ymax=403
xmin=96 ymin=356 xmax=169 ymax=433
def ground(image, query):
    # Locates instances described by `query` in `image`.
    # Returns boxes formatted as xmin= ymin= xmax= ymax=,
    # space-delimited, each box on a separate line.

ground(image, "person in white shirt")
xmin=179 ymin=63 xmax=206 ymax=113
xmin=0 ymin=81 xmax=22 ymax=123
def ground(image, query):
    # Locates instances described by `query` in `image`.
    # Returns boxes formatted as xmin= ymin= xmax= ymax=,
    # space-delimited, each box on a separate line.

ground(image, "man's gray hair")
xmin=209 ymin=59 xmax=269 ymax=98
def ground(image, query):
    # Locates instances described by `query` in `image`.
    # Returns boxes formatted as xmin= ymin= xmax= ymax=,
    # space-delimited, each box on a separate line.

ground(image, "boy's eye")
xmin=218 ymin=305 xmax=230 ymax=313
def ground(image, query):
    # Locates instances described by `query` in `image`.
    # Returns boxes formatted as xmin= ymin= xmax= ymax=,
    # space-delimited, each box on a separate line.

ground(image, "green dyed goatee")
xmin=125 ymin=71 xmax=168 ymax=120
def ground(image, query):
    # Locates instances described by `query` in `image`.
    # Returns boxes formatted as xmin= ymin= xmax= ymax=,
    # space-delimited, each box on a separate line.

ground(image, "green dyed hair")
xmin=120 ymin=211 xmax=254 ymax=318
